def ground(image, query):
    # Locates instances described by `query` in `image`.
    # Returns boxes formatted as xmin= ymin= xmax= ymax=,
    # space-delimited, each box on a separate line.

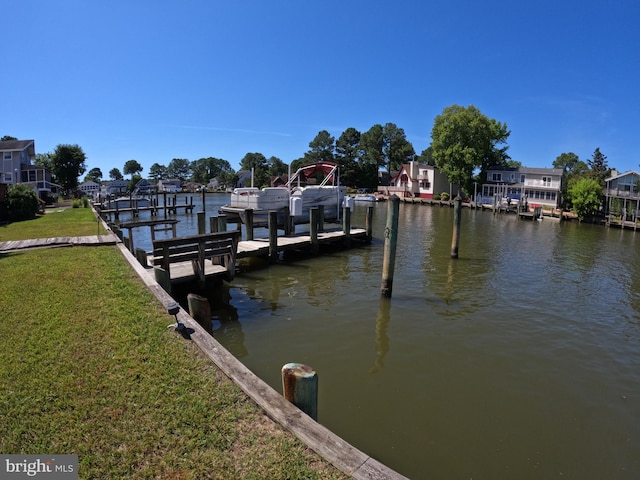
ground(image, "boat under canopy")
xmin=220 ymin=162 xmax=347 ymax=223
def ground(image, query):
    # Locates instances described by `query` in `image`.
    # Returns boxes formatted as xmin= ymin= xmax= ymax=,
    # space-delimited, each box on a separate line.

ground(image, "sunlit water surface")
xmin=121 ymin=194 xmax=640 ymax=479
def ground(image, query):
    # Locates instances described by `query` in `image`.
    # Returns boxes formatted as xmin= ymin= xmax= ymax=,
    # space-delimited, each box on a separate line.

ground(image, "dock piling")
xmin=451 ymin=195 xmax=462 ymax=259
xmin=188 ymin=293 xmax=212 ymax=335
xmin=381 ymin=195 xmax=399 ymax=298
xmin=282 ymin=363 xmax=318 ymax=421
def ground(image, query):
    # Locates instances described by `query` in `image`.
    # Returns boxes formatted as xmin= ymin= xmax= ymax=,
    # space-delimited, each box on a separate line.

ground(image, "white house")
xmin=378 ymin=161 xmax=454 ymax=198
xmin=157 ymin=179 xmax=182 ymax=192
xmin=481 ymin=166 xmax=563 ymax=208
xmin=78 ymin=180 xmax=100 ymax=198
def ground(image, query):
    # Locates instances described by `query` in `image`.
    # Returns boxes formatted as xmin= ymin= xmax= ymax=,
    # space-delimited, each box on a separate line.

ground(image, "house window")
xmin=542 ymin=176 xmax=551 ymax=186
xmin=3 ymin=153 xmax=11 ymax=160
xmin=520 ymin=174 xmax=526 ymax=183
xmin=510 ymin=173 xmax=515 ymax=181
xmin=492 ymin=173 xmax=502 ymax=182
xmin=3 ymin=172 xmax=12 ymax=182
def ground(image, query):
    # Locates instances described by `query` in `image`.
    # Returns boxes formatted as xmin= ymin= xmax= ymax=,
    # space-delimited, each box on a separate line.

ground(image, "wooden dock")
xmin=0 ymin=234 xmax=119 ymax=252
xmin=145 ymin=227 xmax=369 ymax=286
xmin=237 ymin=227 xmax=368 ymax=258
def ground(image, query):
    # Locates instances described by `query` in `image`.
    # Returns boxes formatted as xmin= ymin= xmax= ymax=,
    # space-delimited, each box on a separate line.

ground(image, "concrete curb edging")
xmin=115 ymin=241 xmax=409 ymax=480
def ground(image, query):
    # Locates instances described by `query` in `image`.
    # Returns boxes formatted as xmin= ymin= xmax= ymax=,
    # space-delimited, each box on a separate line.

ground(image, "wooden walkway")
xmin=145 ymin=227 xmax=370 ymax=285
xmin=0 ymin=234 xmax=120 ymax=252
xmin=237 ymin=227 xmax=368 ymax=258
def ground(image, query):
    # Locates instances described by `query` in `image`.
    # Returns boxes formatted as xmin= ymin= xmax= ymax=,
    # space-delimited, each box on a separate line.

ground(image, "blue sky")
xmin=3 ymin=0 xmax=638 ymax=178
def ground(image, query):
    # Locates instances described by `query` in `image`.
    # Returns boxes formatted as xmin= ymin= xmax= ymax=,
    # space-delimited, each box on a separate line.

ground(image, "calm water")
xmin=118 ymin=194 xmax=640 ymax=479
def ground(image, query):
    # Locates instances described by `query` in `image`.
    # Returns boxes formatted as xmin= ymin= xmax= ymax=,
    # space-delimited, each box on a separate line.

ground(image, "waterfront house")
xmin=101 ymin=180 xmax=128 ymax=197
xmin=378 ymin=161 xmax=454 ymax=198
xmin=157 ymin=178 xmax=182 ymax=192
xmin=604 ymin=169 xmax=640 ymax=223
xmin=480 ymin=166 xmax=563 ymax=208
xmin=0 ymin=139 xmax=59 ymax=202
xmin=78 ymin=180 xmax=100 ymax=198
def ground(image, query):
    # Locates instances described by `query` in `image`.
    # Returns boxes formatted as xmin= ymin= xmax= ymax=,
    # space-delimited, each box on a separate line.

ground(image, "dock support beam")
xmin=310 ymin=208 xmax=319 ymax=255
xmin=245 ymin=209 xmax=254 ymax=241
xmin=342 ymin=206 xmax=351 ymax=247
xmin=268 ymin=210 xmax=278 ymax=263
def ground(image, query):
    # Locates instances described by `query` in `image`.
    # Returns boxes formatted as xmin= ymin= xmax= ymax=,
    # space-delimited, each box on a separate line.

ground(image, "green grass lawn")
xmin=0 ymin=246 xmax=347 ymax=479
xmin=0 ymin=207 xmax=107 ymax=241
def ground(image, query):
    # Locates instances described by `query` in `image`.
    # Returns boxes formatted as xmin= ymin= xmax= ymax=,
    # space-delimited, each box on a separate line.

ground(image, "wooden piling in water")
xmin=318 ymin=205 xmax=325 ymax=232
xmin=135 ymin=247 xmax=148 ymax=267
xmin=310 ymin=208 xmax=319 ymax=255
xmin=366 ymin=205 xmax=374 ymax=241
xmin=197 ymin=211 xmax=206 ymax=234
xmin=451 ymin=195 xmax=462 ymax=259
xmin=218 ymin=214 xmax=227 ymax=232
xmin=210 ymin=215 xmax=218 ymax=233
xmin=281 ymin=363 xmax=318 ymax=421
xmin=188 ymin=293 xmax=212 ymax=335
xmin=269 ymin=210 xmax=278 ymax=262
xmin=381 ymin=195 xmax=399 ymax=298
xmin=245 ymin=209 xmax=254 ymax=241
xmin=342 ymin=206 xmax=351 ymax=247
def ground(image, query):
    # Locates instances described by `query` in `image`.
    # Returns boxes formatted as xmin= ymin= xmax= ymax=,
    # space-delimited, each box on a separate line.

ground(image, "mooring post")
xmin=201 ymin=189 xmax=206 ymax=212
xmin=366 ymin=205 xmax=374 ymax=242
xmin=282 ymin=363 xmax=318 ymax=421
xmin=451 ymin=195 xmax=462 ymax=259
xmin=197 ymin=211 xmax=206 ymax=234
xmin=381 ymin=195 xmax=399 ymax=298
xmin=283 ymin=205 xmax=292 ymax=236
xmin=268 ymin=210 xmax=278 ymax=263
xmin=342 ymin=206 xmax=351 ymax=247
xmin=310 ymin=207 xmax=319 ymax=255
xmin=245 ymin=209 xmax=254 ymax=241
xmin=188 ymin=293 xmax=212 ymax=335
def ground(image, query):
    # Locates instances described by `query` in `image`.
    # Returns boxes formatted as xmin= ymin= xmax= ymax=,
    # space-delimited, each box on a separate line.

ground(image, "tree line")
xmin=3 ymin=104 xmax=616 ymax=219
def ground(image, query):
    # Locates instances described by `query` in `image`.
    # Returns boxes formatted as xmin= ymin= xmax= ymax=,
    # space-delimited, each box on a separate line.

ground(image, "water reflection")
xmin=370 ymin=298 xmax=391 ymax=374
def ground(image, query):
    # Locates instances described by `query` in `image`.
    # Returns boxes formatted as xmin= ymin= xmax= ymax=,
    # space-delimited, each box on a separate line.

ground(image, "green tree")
xmin=148 ymin=163 xmax=168 ymax=182
xmin=359 ymin=124 xmax=385 ymax=185
xmin=266 ymin=156 xmax=288 ymax=178
xmin=416 ymin=146 xmax=435 ymax=166
xmin=382 ymin=122 xmax=415 ymax=172
xmin=1 ymin=135 xmax=18 ymax=141
xmin=335 ymin=127 xmax=361 ymax=187
xmin=430 ymin=104 xmax=510 ymax=195
xmin=34 ymin=153 xmax=54 ymax=175
xmin=109 ymin=168 xmax=123 ymax=181
xmin=123 ymin=159 xmax=143 ymax=181
xmin=5 ymin=184 xmax=39 ymax=221
xmin=85 ymin=167 xmax=103 ymax=183
xmin=51 ymin=144 xmax=87 ymax=195
xmin=587 ymin=147 xmax=610 ymax=185
xmin=553 ymin=152 xmax=589 ymax=208
xmin=569 ymin=177 xmax=602 ymax=221
xmin=167 ymin=158 xmax=191 ymax=181
xmin=191 ymin=157 xmax=233 ymax=184
xmin=240 ymin=153 xmax=269 ymax=187
xmin=304 ymin=130 xmax=335 ymax=164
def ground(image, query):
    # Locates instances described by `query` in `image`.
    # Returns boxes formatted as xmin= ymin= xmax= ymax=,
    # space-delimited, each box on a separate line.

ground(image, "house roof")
xmin=0 ymin=139 xmax=35 ymax=156
xmin=605 ymin=170 xmax=640 ymax=182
